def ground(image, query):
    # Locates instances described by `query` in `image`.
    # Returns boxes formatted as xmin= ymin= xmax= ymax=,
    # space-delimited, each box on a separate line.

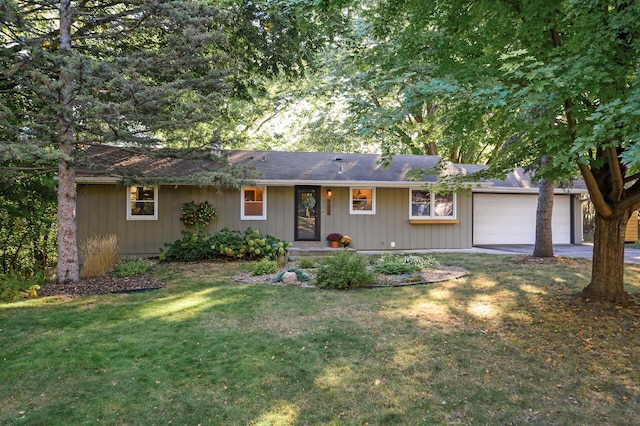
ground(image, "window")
xmin=350 ymin=187 xmax=375 ymax=214
xmin=241 ymin=186 xmax=267 ymax=220
xmin=127 ymin=186 xmax=158 ymax=220
xmin=410 ymin=189 xmax=456 ymax=220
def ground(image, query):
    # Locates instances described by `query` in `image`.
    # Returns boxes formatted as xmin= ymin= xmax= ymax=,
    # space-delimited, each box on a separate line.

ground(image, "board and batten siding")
xmin=320 ymin=187 xmax=472 ymax=250
xmin=76 ymin=184 xmax=298 ymax=258
xmin=76 ymin=184 xmax=472 ymax=258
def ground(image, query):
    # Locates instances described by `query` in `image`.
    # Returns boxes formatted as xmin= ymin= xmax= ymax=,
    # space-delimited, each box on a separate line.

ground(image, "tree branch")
xmin=579 ymin=163 xmax=613 ymax=218
xmin=606 ymin=146 xmax=624 ymax=202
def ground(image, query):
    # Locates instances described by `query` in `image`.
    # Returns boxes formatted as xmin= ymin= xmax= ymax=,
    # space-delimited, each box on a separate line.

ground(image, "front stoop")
xmin=287 ymin=246 xmax=354 ymax=259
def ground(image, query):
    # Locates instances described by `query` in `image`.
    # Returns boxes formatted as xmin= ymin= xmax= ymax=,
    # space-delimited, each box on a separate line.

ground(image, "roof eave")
xmin=472 ymin=187 xmax=588 ymax=194
xmin=255 ymin=179 xmax=490 ymax=188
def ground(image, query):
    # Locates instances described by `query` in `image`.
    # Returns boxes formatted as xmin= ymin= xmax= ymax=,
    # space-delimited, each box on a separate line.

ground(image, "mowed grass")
xmin=1 ymin=254 xmax=639 ymax=425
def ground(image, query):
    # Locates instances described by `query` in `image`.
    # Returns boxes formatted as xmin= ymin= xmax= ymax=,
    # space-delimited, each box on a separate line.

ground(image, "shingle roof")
xmin=225 ymin=150 xmax=471 ymax=184
xmin=76 ymin=145 xmax=586 ymax=193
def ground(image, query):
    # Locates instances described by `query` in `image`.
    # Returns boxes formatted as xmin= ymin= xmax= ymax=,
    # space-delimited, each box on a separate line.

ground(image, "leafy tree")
xmin=1 ymin=0 xmax=253 ymax=283
xmin=1 ymin=0 xmax=345 ymax=284
xmin=358 ymin=0 xmax=640 ymax=302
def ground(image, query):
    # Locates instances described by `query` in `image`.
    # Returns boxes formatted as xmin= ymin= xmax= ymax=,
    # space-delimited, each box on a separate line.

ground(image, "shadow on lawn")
xmin=3 ymin=254 xmax=639 ymax=425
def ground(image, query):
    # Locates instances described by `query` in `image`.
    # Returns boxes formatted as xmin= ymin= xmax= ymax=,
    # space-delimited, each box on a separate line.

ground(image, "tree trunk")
xmin=581 ymin=211 xmax=632 ymax=303
xmin=532 ymin=176 xmax=554 ymax=257
xmin=56 ymin=0 xmax=80 ymax=284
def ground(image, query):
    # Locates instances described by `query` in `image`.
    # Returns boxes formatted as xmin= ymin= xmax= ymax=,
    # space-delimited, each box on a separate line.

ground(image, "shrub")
xmin=160 ymin=228 xmax=291 ymax=262
xmin=373 ymin=262 xmax=420 ymax=275
xmin=160 ymin=231 xmax=216 ymax=261
xmin=112 ymin=257 xmax=155 ymax=277
xmin=211 ymin=227 xmax=290 ymax=261
xmin=315 ymin=251 xmax=376 ymax=290
xmin=80 ymin=234 xmax=119 ymax=278
xmin=0 ymin=274 xmax=41 ymax=302
xmin=375 ymin=253 xmax=440 ymax=271
xmin=297 ymin=258 xmax=317 ymax=269
xmin=253 ymin=259 xmax=279 ymax=276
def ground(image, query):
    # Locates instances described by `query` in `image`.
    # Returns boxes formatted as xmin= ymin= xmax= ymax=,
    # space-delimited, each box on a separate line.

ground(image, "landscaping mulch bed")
xmin=232 ymin=266 xmax=467 ymax=287
xmin=38 ymin=274 xmax=163 ymax=297
xmin=38 ymin=263 xmax=467 ymax=297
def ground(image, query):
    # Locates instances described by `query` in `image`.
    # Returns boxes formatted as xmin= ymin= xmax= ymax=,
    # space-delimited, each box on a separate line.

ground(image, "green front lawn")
xmin=1 ymin=254 xmax=639 ymax=425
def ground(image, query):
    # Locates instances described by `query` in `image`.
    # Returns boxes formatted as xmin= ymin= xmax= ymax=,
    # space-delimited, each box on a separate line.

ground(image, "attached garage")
xmin=473 ymin=193 xmax=576 ymax=245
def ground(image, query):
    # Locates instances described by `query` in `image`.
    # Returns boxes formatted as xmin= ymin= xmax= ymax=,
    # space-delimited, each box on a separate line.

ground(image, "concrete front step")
xmin=287 ymin=247 xmax=353 ymax=258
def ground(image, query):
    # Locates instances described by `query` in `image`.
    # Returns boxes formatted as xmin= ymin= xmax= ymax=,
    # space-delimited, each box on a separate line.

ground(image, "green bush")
xmin=373 ymin=262 xmax=420 ymax=275
xmin=112 ymin=257 xmax=155 ymax=277
xmin=0 ymin=274 xmax=41 ymax=302
xmin=160 ymin=231 xmax=216 ymax=261
xmin=374 ymin=253 xmax=440 ymax=273
xmin=160 ymin=228 xmax=290 ymax=262
xmin=297 ymin=258 xmax=317 ymax=269
xmin=315 ymin=251 xmax=376 ymax=290
xmin=253 ymin=259 xmax=279 ymax=276
xmin=211 ymin=228 xmax=289 ymax=261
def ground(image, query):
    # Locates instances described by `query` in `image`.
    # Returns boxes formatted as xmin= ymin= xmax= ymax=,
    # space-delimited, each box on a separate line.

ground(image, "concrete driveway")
xmin=476 ymin=244 xmax=640 ymax=265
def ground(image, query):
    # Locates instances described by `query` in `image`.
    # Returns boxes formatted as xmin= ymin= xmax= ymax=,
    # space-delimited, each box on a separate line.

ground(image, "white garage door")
xmin=473 ymin=194 xmax=571 ymax=245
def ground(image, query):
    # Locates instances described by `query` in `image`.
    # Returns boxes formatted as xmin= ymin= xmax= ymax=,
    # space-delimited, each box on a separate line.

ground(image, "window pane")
xmin=244 ymin=187 xmax=264 ymax=216
xmin=411 ymin=190 xmax=431 ymax=216
xmin=434 ymin=192 xmax=454 ymax=217
xmin=352 ymin=188 xmax=373 ymax=211
xmin=130 ymin=186 xmax=155 ymax=216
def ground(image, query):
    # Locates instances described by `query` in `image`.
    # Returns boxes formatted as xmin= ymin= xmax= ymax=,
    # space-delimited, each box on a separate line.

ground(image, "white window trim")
xmin=126 ymin=185 xmax=158 ymax=221
xmin=241 ymin=185 xmax=267 ymax=220
xmin=349 ymin=187 xmax=376 ymax=215
xmin=409 ymin=188 xmax=457 ymax=220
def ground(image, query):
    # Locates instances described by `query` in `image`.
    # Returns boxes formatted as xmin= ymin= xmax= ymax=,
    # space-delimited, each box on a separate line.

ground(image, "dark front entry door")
xmin=295 ymin=186 xmax=320 ymax=241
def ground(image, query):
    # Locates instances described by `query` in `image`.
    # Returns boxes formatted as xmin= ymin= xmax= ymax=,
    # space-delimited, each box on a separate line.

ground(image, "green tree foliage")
xmin=355 ymin=0 xmax=640 ymax=302
xmin=0 ymin=171 xmax=57 ymax=276
xmin=1 ymin=0 xmax=335 ymax=284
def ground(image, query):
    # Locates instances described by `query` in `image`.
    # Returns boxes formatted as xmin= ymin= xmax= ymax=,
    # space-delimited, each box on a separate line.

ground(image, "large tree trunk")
xmin=581 ymin=211 xmax=632 ymax=303
xmin=533 ymin=158 xmax=554 ymax=257
xmin=56 ymin=0 xmax=79 ymax=284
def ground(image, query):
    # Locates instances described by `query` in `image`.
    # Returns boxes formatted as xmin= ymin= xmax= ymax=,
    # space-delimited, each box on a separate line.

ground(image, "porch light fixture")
xmin=327 ymin=189 xmax=332 ymax=198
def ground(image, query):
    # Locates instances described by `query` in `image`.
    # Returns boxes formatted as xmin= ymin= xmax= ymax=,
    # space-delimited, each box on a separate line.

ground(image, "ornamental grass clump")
xmin=314 ymin=250 xmax=376 ymax=290
xmin=80 ymin=234 xmax=119 ymax=278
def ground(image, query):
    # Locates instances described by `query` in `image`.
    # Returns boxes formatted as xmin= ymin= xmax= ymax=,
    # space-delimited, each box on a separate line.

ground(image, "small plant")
xmin=325 ymin=232 xmax=343 ymax=242
xmin=373 ymin=262 xmax=420 ymax=275
xmin=180 ymin=201 xmax=217 ymax=228
xmin=340 ymin=235 xmax=352 ymax=247
xmin=253 ymin=259 xmax=279 ymax=276
xmin=375 ymin=253 xmax=440 ymax=270
xmin=112 ymin=257 xmax=155 ymax=277
xmin=297 ymin=258 xmax=317 ymax=269
xmin=80 ymin=234 xmax=119 ymax=278
xmin=315 ymin=250 xmax=376 ymax=290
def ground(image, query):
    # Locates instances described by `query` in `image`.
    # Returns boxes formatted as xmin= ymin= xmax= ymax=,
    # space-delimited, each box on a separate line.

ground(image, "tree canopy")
xmin=347 ymin=0 xmax=640 ymax=301
xmin=0 ymin=0 xmax=343 ymax=282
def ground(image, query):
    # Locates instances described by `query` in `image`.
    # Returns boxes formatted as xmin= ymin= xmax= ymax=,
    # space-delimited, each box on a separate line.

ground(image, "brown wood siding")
xmin=77 ymin=184 xmax=473 ymax=258
xmin=77 ymin=184 xmax=296 ymax=258
xmin=320 ymin=187 xmax=472 ymax=250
